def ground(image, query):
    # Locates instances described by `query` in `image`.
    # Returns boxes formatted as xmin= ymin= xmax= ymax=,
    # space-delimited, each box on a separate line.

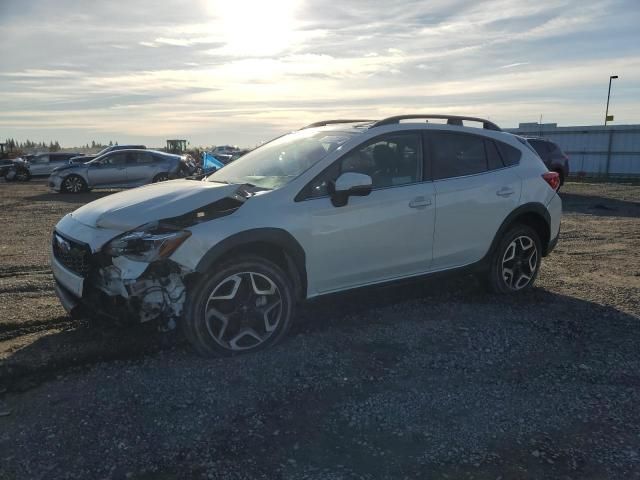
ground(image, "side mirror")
xmin=331 ymin=172 xmax=372 ymax=207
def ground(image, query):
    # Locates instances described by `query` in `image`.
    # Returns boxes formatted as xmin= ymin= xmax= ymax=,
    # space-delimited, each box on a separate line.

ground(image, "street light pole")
xmin=604 ymin=75 xmax=618 ymax=126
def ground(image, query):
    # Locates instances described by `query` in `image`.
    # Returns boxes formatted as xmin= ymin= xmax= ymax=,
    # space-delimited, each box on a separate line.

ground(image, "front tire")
xmin=15 ymin=167 xmax=31 ymax=182
xmin=182 ymin=255 xmax=295 ymax=356
xmin=61 ymin=174 xmax=87 ymax=193
xmin=487 ymin=224 xmax=541 ymax=294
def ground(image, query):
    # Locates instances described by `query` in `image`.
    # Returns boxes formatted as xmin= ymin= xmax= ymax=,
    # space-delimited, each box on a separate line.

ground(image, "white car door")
xmin=299 ymin=132 xmax=436 ymax=295
xmin=428 ymin=131 xmax=522 ymax=270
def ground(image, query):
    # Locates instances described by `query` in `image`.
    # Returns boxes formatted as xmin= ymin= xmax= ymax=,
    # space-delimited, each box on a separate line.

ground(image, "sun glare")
xmin=208 ymin=0 xmax=299 ymax=56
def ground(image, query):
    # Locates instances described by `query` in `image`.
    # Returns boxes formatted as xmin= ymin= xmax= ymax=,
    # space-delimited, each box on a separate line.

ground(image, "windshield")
xmin=206 ymin=130 xmax=355 ymax=190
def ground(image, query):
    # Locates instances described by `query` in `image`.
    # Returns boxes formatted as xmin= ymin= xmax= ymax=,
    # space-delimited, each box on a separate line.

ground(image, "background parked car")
xmin=28 ymin=152 xmax=83 ymax=176
xmin=209 ymin=145 xmax=241 ymax=164
xmin=525 ymin=137 xmax=570 ymax=185
xmin=228 ymin=149 xmax=251 ymax=162
xmin=1 ymin=157 xmax=31 ymax=181
xmin=3 ymin=153 xmax=82 ymax=181
xmin=49 ymin=149 xmax=193 ymax=193
xmin=70 ymin=144 xmax=146 ymax=163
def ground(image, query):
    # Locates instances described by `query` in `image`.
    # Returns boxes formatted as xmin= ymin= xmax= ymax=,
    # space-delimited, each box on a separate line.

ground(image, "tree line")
xmin=3 ymin=139 xmax=117 ymax=152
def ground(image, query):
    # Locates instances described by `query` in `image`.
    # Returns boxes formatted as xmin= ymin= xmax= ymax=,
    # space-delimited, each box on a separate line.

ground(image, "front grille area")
xmin=52 ymin=232 xmax=92 ymax=276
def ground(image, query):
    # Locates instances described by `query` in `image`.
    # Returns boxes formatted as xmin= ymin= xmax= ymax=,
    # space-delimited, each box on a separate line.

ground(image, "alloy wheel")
xmin=501 ymin=235 xmax=538 ymax=290
xmin=63 ymin=176 xmax=83 ymax=193
xmin=204 ymin=271 xmax=283 ymax=351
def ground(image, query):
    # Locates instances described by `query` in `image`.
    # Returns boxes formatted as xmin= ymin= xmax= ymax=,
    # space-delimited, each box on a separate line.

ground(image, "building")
xmin=506 ymin=123 xmax=640 ymax=178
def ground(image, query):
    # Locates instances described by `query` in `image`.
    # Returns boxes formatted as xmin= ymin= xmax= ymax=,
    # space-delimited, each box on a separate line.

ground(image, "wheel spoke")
xmin=249 ymin=272 xmax=276 ymax=295
xmin=503 ymin=242 xmax=516 ymax=262
xmin=205 ymin=307 xmax=229 ymax=342
xmin=208 ymin=274 xmax=242 ymax=301
xmin=229 ymin=328 xmax=263 ymax=350
xmin=515 ymin=273 xmax=531 ymax=290
xmin=527 ymin=249 xmax=538 ymax=272
xmin=502 ymin=267 xmax=514 ymax=288
xmin=261 ymin=299 xmax=282 ymax=332
xmin=519 ymin=236 xmax=534 ymax=251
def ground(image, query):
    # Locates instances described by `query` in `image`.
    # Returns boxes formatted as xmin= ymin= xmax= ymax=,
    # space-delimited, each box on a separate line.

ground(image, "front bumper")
xmin=49 ymin=175 xmax=63 ymax=191
xmin=51 ymin=221 xmax=191 ymax=327
xmin=51 ymin=253 xmax=84 ymax=301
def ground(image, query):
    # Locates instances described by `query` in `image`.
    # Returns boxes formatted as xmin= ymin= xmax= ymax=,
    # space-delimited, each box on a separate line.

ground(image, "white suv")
xmin=51 ymin=115 xmax=562 ymax=356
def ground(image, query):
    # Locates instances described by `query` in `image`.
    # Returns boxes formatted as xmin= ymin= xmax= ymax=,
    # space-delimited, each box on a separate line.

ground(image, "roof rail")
xmin=300 ymin=119 xmax=375 ymax=130
xmin=371 ymin=114 xmax=501 ymax=131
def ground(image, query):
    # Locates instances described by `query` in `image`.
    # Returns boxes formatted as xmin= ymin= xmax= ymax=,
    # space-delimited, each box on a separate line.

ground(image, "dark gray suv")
xmin=525 ymin=137 xmax=570 ymax=185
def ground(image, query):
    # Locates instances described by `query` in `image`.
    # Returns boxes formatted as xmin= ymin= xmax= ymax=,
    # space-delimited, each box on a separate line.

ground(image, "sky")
xmin=0 ymin=0 xmax=639 ymax=148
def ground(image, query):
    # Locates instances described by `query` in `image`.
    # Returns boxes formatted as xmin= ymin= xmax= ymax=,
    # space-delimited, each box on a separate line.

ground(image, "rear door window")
xmin=32 ymin=154 xmax=49 ymax=164
xmin=431 ymin=132 xmax=487 ymax=180
xmin=128 ymin=152 xmax=154 ymax=164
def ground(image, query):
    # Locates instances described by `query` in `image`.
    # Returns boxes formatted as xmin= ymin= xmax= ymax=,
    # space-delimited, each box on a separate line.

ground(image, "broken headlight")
xmin=104 ymin=223 xmax=191 ymax=262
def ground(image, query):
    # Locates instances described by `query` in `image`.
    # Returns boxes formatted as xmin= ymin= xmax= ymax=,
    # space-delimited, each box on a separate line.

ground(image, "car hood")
xmin=52 ymin=164 xmax=82 ymax=173
xmin=71 ymin=180 xmax=241 ymax=230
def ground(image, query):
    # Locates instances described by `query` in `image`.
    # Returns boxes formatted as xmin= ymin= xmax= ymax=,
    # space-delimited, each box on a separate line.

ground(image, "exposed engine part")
xmin=129 ymin=273 xmax=186 ymax=324
xmin=95 ymin=256 xmax=189 ymax=330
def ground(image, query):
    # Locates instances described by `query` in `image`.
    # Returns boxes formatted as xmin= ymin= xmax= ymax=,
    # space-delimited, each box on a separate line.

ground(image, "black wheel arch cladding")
xmin=488 ymin=202 xmax=552 ymax=259
xmin=195 ymin=228 xmax=308 ymax=298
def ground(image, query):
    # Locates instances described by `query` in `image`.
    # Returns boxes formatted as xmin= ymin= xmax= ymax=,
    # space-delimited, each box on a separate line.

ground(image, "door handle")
xmin=409 ymin=196 xmax=432 ymax=208
xmin=496 ymin=187 xmax=515 ymax=197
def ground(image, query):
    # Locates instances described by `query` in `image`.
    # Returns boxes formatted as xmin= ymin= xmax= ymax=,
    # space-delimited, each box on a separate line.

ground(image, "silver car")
xmin=48 ymin=149 xmax=192 ymax=193
xmin=28 ymin=152 xmax=83 ymax=176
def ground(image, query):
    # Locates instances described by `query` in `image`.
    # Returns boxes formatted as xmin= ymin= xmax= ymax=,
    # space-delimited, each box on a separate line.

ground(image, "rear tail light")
xmin=542 ymin=171 xmax=560 ymax=191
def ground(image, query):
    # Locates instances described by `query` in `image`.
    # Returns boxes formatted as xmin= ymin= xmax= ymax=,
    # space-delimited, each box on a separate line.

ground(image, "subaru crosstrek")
xmin=51 ymin=115 xmax=562 ymax=356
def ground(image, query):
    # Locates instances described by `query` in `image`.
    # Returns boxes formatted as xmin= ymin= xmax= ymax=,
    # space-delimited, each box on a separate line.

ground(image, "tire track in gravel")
xmin=0 ymin=265 xmax=51 ymax=278
xmin=0 ymin=316 xmax=76 ymax=341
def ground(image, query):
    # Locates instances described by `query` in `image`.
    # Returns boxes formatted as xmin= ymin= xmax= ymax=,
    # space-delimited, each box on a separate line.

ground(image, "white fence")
xmin=506 ymin=123 xmax=640 ymax=177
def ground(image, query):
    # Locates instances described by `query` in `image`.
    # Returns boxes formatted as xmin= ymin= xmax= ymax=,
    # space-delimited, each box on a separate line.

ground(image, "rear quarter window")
xmin=485 ymin=140 xmax=504 ymax=170
xmin=496 ymin=141 xmax=522 ymax=167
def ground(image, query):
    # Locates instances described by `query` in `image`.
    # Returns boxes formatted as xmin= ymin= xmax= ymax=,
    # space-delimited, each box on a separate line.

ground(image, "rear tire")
xmin=61 ymin=174 xmax=87 ymax=193
xmin=486 ymin=224 xmax=542 ymax=294
xmin=182 ymin=255 xmax=295 ymax=357
xmin=152 ymin=173 xmax=170 ymax=183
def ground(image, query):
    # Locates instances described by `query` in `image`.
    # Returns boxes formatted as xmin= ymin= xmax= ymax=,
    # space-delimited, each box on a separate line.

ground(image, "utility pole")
xmin=604 ymin=75 xmax=618 ymax=126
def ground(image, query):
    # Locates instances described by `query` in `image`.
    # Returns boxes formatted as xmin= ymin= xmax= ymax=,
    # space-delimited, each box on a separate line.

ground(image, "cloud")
xmin=0 ymin=0 xmax=638 ymax=147
xmin=499 ymin=62 xmax=530 ymax=69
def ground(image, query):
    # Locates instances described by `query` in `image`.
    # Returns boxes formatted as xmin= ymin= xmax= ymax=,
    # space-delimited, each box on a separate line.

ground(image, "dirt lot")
xmin=0 ymin=179 xmax=639 ymax=479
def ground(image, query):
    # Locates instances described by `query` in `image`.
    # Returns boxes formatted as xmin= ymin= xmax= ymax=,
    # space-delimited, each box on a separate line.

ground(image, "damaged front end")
xmin=91 ymin=224 xmax=193 ymax=330
xmin=85 ymin=190 xmax=250 ymax=330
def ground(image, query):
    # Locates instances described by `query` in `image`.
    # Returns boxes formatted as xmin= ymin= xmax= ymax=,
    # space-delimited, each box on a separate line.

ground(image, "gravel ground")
xmin=0 ymin=179 xmax=639 ymax=479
